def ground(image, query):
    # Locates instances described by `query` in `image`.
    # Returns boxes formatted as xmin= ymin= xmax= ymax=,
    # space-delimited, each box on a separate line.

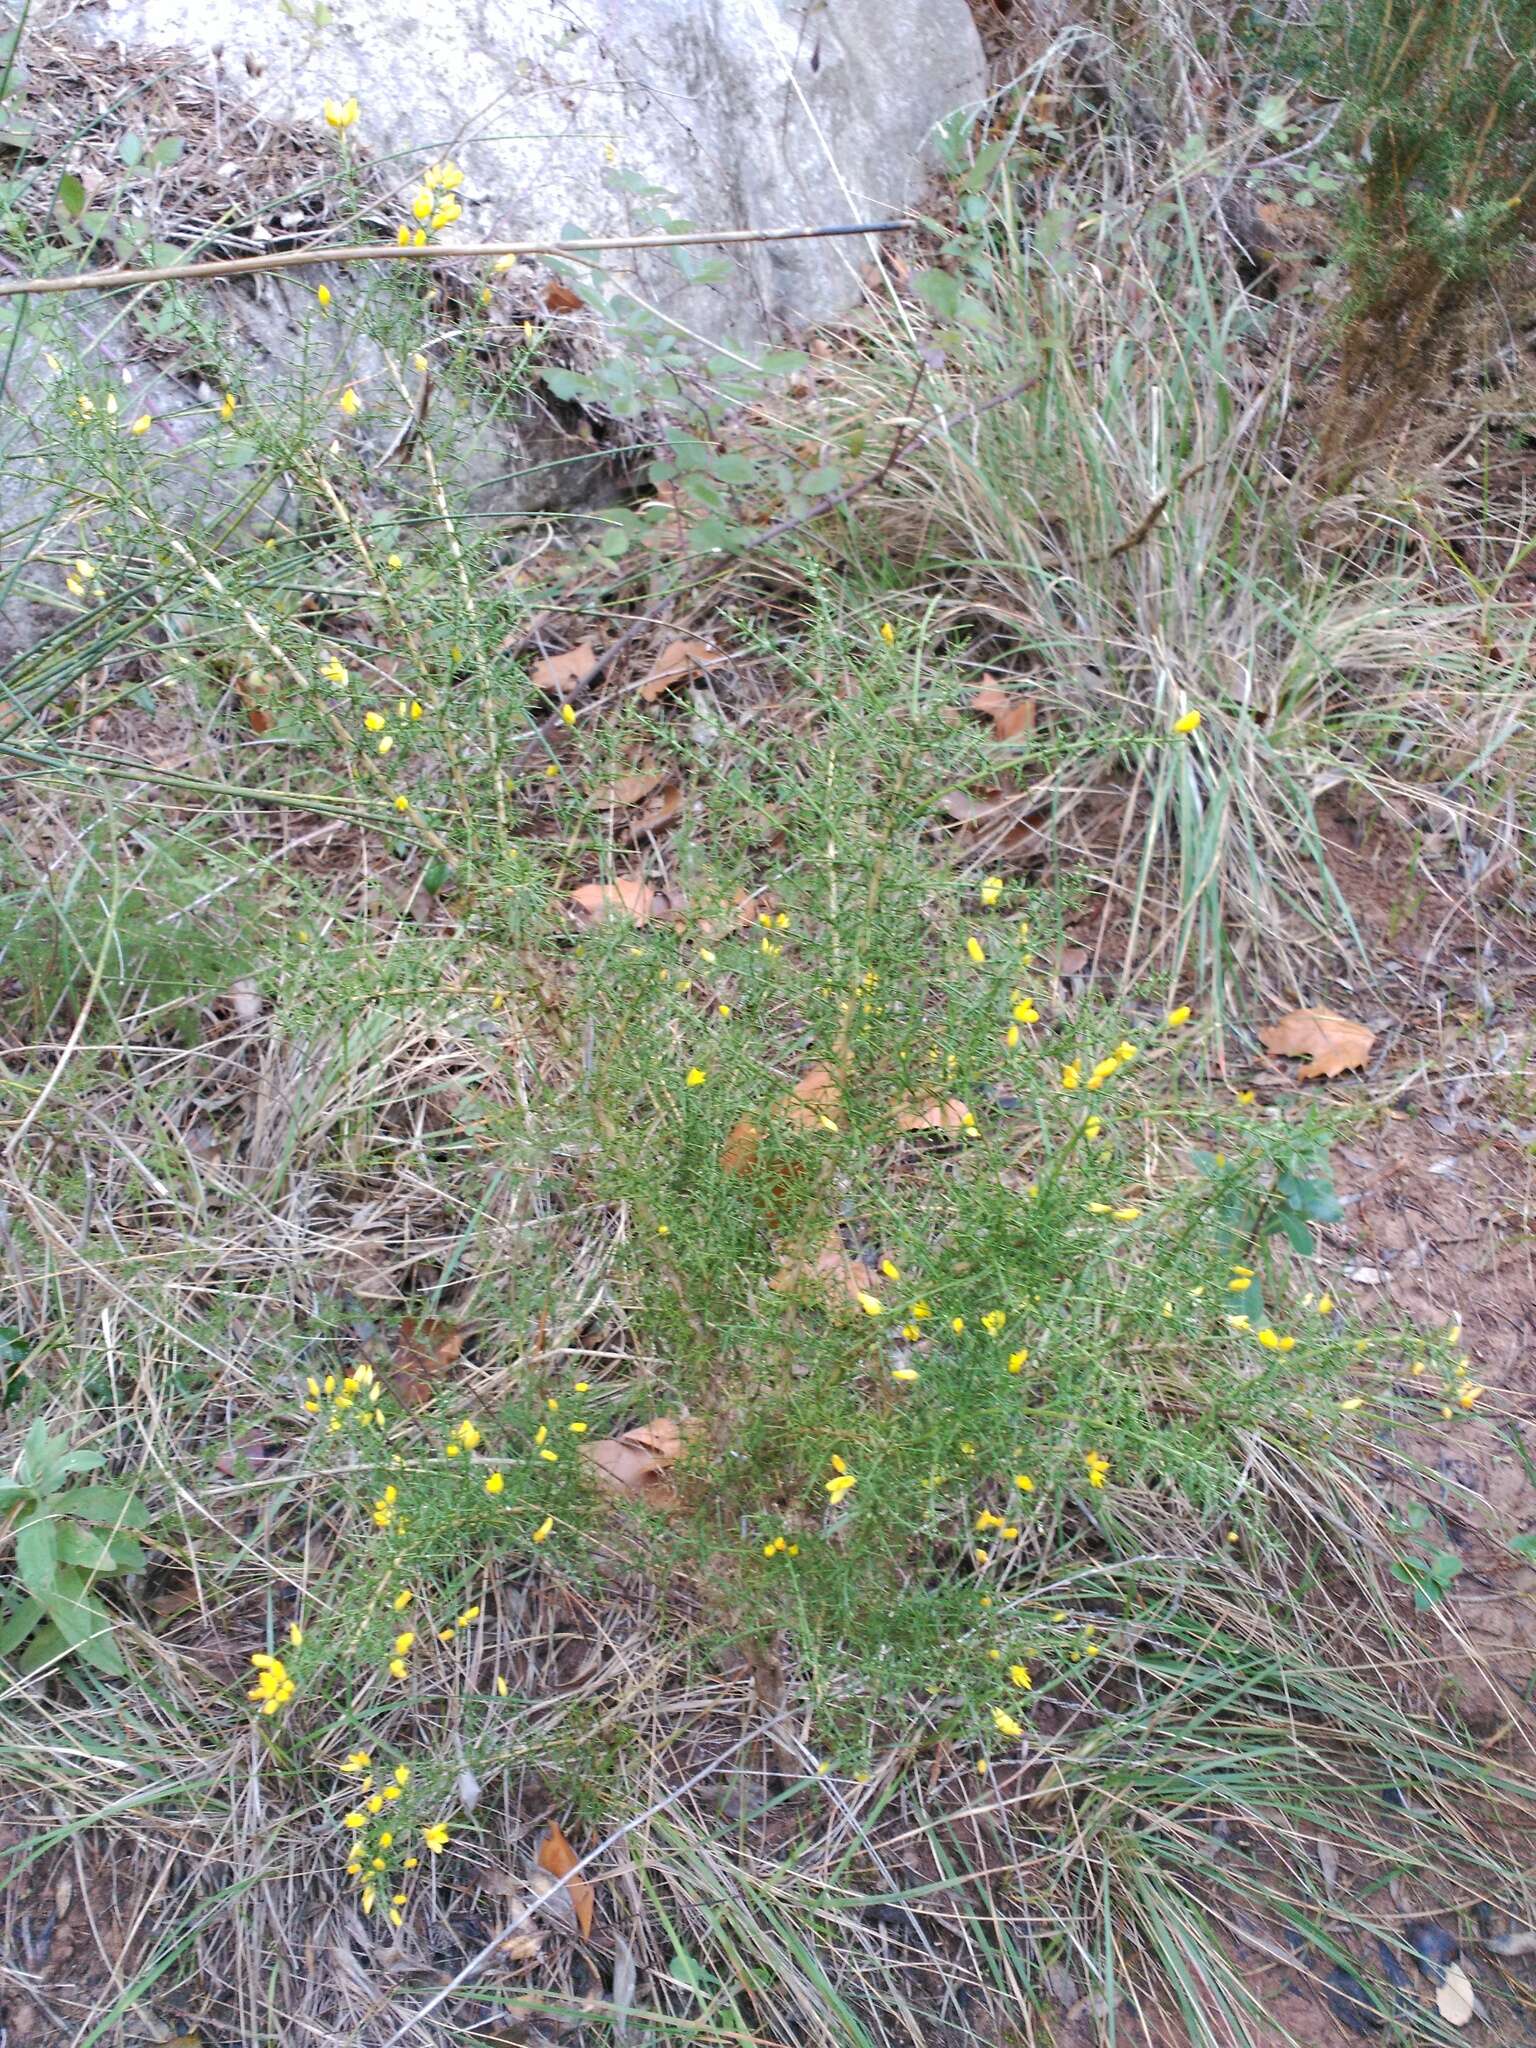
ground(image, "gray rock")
xmin=63 ymin=0 xmax=986 ymax=341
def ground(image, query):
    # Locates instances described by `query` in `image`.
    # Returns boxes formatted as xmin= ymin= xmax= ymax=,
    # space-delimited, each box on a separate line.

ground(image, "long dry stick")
xmin=0 ymin=220 xmax=902 ymax=299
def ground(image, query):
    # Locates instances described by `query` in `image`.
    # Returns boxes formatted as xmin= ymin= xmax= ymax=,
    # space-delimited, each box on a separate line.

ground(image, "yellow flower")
xmin=980 ymin=1310 xmax=1006 ymax=1336
xmin=1316 ymin=1294 xmax=1334 ymax=1315
xmin=880 ymin=1258 xmax=901 ymax=1282
xmin=343 ymin=1811 xmax=368 ymax=1830
xmin=388 ymin=1657 xmax=408 ymax=1680
xmin=1014 ymin=1473 xmax=1034 ymax=1492
xmin=950 ymin=1316 xmax=965 ymax=1334
xmin=532 ymin=1515 xmax=554 ymax=1542
xmin=1008 ymin=1663 xmax=1032 ymax=1689
xmin=219 ymin=392 xmax=237 ymax=423
xmin=979 ymin=875 xmax=1003 ymax=907
xmin=1339 ymin=1396 xmax=1364 ymax=1412
xmin=991 ymin=1707 xmax=1023 ymax=1738
xmin=966 ymin=935 xmax=986 ymax=965
xmin=1083 ymin=1450 xmax=1110 ymax=1488
xmin=891 ymin=1366 xmax=919 ymax=1382
xmin=1111 ymin=1207 xmax=1139 ymax=1222
xmin=825 ymin=1470 xmax=858 ymax=1506
xmin=392 ymin=1589 xmax=413 ymax=1612
xmin=855 ymin=1291 xmax=883 ymax=1317
xmin=456 ymin=1420 xmax=482 ymax=1451
xmin=363 ymin=710 xmax=386 ymax=732
xmin=129 ymin=412 xmax=151 ymax=435
xmin=316 ymin=284 xmax=332 ymax=309
xmin=422 ymin=1822 xmax=450 ymax=1853
xmin=484 ymin=1471 xmax=504 ymax=1495
xmin=685 ymin=1067 xmax=707 ymax=1087
xmin=1012 ymin=998 xmax=1039 ymax=1024
xmin=879 ymin=621 xmax=895 ymax=644
xmin=1172 ymin=709 xmax=1201 ymax=735
xmin=394 ymin=795 xmax=410 ymax=813
xmin=1166 ymin=1005 xmax=1191 ymax=1027
xmin=1060 ymin=1062 xmax=1081 ymax=1090
xmin=560 ymin=702 xmax=576 ymax=726
xmin=339 ymin=386 xmax=361 ymax=418
xmin=288 ymin=1622 xmax=303 ymax=1648
xmin=323 ymin=96 xmax=360 ymax=129
xmin=320 ymin=655 xmax=347 ymax=686
xmin=1007 ymin=1349 xmax=1028 ymax=1373
xmin=393 ymin=1631 xmax=415 ymax=1655
xmin=1459 ymin=1383 xmax=1485 ymax=1408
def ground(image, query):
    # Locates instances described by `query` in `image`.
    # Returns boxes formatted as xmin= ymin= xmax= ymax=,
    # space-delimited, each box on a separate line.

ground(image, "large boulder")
xmin=65 ymin=0 xmax=986 ymax=343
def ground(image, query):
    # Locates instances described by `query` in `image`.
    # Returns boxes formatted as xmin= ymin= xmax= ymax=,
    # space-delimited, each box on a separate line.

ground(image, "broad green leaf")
xmin=14 ymin=1513 xmax=58 ymax=1597
xmin=913 ymin=268 xmax=961 ymax=320
xmin=118 ymin=130 xmax=144 ymax=168
xmin=55 ymin=1485 xmax=147 ymax=1528
xmin=0 ymin=1595 xmax=42 ymax=1656
xmin=56 ymin=1525 xmax=144 ymax=1573
xmin=45 ymin=1568 xmax=126 ymax=1672
xmin=57 ymin=170 xmax=85 ymax=217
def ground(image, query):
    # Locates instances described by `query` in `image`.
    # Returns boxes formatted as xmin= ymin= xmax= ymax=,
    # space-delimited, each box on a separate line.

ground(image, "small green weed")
xmin=0 ymin=1419 xmax=147 ymax=1673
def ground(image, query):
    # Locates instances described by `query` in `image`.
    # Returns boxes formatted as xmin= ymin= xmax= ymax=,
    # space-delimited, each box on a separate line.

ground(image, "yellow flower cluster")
xmin=247 ymin=1651 xmax=296 ymax=1715
xmin=398 ymin=160 xmax=464 ymax=245
xmin=762 ymin=1532 xmax=800 ymax=1558
xmin=338 ymin=1754 xmax=442 ymax=1927
xmin=305 ymin=1363 xmax=385 ymax=1433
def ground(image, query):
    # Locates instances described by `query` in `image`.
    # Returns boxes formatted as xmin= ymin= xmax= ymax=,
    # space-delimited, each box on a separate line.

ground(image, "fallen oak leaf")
xmin=970 ymin=678 xmax=1037 ymax=742
xmin=593 ymin=768 xmax=668 ymax=808
xmin=543 ymin=279 xmax=585 ymax=314
xmin=894 ymin=1094 xmax=974 ymax=1133
xmin=782 ymin=1064 xmax=844 ymax=1131
xmin=615 ymin=778 xmax=683 ymax=842
xmin=638 ymin=636 xmax=729 ymax=704
xmin=580 ymin=1415 xmax=699 ymax=1509
xmin=771 ymin=1232 xmax=880 ymax=1309
xmin=533 ymin=1819 xmax=595 ymax=1939
xmin=530 ymin=640 xmax=599 ymax=698
xmin=1258 ymin=1007 xmax=1375 ymax=1081
xmin=387 ymin=1316 xmax=463 ymax=1408
xmin=568 ymin=875 xmax=657 ymax=925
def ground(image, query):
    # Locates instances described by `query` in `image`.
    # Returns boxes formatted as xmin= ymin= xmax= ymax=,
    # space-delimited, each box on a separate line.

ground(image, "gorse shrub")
xmin=1285 ymin=0 xmax=1536 ymax=462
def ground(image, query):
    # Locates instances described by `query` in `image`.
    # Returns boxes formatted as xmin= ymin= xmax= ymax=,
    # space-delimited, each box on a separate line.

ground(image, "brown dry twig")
xmin=0 ymin=221 xmax=904 ymax=298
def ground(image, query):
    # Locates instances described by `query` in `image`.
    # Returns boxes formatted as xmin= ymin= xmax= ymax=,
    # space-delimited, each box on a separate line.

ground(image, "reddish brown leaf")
xmin=1054 ymin=944 xmax=1089 ymax=975
xmin=534 ymin=1820 xmax=595 ymax=1938
xmin=543 ymin=279 xmax=586 ymax=315
xmin=568 ymin=876 xmax=657 ymax=925
xmin=638 ymin=636 xmax=728 ymax=704
xmin=1258 ymin=1007 xmax=1375 ymax=1081
xmin=388 ymin=1317 xmax=463 ymax=1408
xmin=971 ymin=678 xmax=1037 ymax=742
xmin=530 ymin=641 xmax=599 ymax=697
xmin=720 ymin=1117 xmax=763 ymax=1178
xmin=894 ymin=1095 xmax=973 ymax=1133
xmin=235 ymin=673 xmax=273 ymax=734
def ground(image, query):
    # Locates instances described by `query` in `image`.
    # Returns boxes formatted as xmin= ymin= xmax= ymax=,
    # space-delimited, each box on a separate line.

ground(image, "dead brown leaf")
xmin=568 ymin=875 xmax=657 ymax=925
xmin=771 ymin=1232 xmax=880 ymax=1308
xmin=971 ymin=678 xmax=1037 ymax=742
xmin=638 ymin=636 xmax=728 ymax=704
xmin=615 ymin=779 xmax=683 ymax=842
xmin=720 ymin=1117 xmax=763 ymax=1178
xmin=1258 ymin=1007 xmax=1375 ymax=1081
xmin=543 ymin=279 xmax=585 ymax=315
xmin=782 ymin=1064 xmax=844 ymax=1131
xmin=388 ymin=1317 xmax=463 ymax=1408
xmin=894 ymin=1095 xmax=973 ymax=1133
xmin=594 ymin=768 xmax=668 ymax=808
xmin=235 ymin=673 xmax=273 ymax=735
xmin=530 ymin=640 xmax=599 ymax=697
xmin=534 ymin=1820 xmax=595 ymax=1938
xmin=581 ymin=1416 xmax=697 ymax=1509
